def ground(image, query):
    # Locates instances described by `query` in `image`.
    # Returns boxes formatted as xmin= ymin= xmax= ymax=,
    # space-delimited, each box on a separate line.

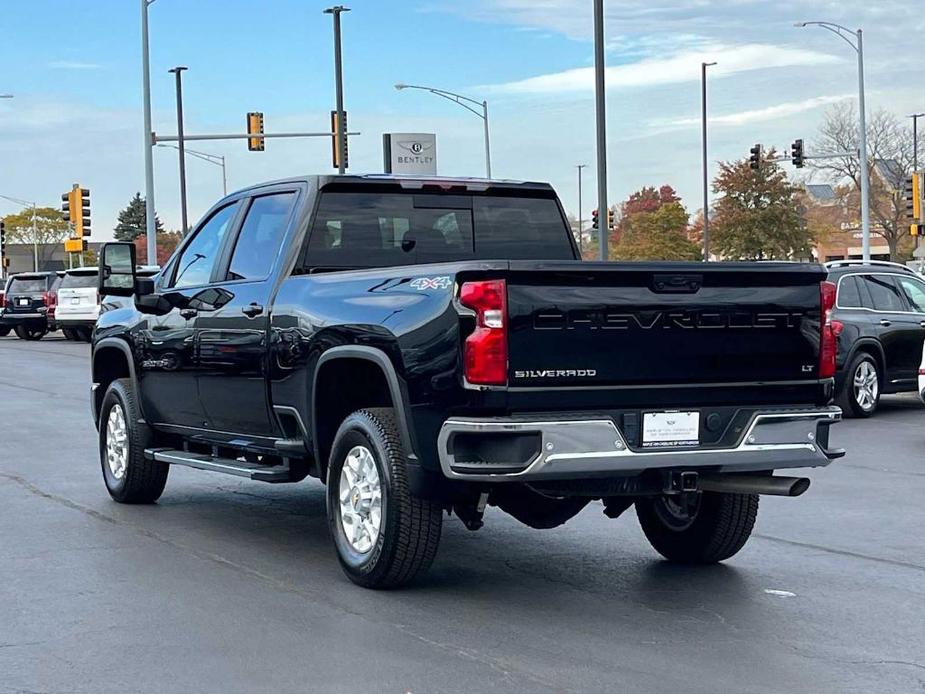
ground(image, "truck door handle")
xmin=242 ymin=303 xmax=264 ymax=318
xmin=879 ymin=319 xmax=891 ymax=327
xmin=919 ymin=320 xmax=925 ymax=328
xmin=179 ymin=308 xmax=198 ymax=320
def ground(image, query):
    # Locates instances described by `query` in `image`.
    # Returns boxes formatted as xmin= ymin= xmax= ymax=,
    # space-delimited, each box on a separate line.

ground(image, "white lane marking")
xmin=764 ymin=589 xmax=797 ymax=597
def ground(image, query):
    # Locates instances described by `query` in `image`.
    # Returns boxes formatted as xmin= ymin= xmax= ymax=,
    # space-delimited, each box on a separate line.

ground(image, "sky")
xmin=0 ymin=0 xmax=923 ymax=240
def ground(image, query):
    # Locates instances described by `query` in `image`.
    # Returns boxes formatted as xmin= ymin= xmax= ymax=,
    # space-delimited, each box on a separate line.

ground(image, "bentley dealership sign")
xmin=383 ymin=133 xmax=437 ymax=175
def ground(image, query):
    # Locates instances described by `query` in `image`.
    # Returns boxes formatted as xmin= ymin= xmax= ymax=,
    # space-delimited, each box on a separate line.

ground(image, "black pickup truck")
xmin=92 ymin=175 xmax=843 ymax=588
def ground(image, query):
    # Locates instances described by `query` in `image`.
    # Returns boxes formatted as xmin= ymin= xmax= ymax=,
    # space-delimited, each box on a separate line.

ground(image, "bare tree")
xmin=812 ymin=103 xmax=914 ymax=259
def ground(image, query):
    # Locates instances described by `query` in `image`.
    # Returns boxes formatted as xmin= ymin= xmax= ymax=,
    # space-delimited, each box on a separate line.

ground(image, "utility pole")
xmin=592 ymin=0 xmax=608 ymax=261
xmin=141 ymin=0 xmax=157 ymax=266
xmin=324 ymin=6 xmax=350 ymax=175
xmin=169 ymin=66 xmax=189 ymax=235
xmin=576 ymin=164 xmax=587 ymax=252
xmin=701 ymin=61 xmax=716 ymax=261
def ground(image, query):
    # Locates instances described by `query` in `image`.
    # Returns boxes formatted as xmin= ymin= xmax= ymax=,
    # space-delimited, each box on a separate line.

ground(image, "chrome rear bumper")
xmin=437 ymin=407 xmax=842 ymax=482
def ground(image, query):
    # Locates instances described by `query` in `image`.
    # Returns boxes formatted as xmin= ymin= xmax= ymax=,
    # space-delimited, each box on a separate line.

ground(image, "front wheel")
xmin=326 ymin=408 xmax=442 ymax=588
xmin=636 ymin=492 xmax=758 ymax=564
xmin=99 ymin=378 xmax=169 ymax=503
xmin=14 ymin=324 xmax=46 ymax=340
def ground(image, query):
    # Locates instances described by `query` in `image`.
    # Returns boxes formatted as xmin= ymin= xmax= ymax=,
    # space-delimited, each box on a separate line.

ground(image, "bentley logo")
xmin=398 ymin=140 xmax=434 ymax=155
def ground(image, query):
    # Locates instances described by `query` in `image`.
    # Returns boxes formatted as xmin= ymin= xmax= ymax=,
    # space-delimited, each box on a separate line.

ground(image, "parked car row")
xmin=0 ymin=266 xmax=159 ymax=341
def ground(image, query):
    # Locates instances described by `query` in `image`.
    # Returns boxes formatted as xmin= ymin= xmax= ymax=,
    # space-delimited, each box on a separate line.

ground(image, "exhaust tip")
xmin=788 ymin=477 xmax=811 ymax=497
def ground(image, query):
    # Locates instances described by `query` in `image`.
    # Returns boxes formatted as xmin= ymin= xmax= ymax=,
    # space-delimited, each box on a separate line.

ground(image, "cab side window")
xmin=897 ymin=276 xmax=925 ymax=312
xmin=861 ymin=274 xmax=904 ymax=312
xmin=226 ymin=193 xmax=296 ymax=281
xmin=170 ymin=202 xmax=239 ymax=289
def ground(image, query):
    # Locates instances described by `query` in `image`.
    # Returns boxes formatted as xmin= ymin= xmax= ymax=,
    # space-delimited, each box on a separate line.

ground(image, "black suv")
xmin=826 ymin=260 xmax=925 ymax=416
xmin=0 ymin=272 xmax=57 ymax=340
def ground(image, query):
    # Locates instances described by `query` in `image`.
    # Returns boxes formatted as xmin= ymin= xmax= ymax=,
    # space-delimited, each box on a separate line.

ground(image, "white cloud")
xmin=481 ymin=43 xmax=841 ymax=94
xmin=662 ymin=94 xmax=853 ymax=129
xmin=48 ymin=60 xmax=103 ymax=70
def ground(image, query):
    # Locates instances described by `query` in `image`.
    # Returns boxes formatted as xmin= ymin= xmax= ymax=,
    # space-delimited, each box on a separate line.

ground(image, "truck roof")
xmin=235 ymin=174 xmax=556 ymax=196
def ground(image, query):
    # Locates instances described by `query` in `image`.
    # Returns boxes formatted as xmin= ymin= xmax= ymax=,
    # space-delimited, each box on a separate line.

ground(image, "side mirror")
xmin=99 ymin=242 xmax=138 ymax=297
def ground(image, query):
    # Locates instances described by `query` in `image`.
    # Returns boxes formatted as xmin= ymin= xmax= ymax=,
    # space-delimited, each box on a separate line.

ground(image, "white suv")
xmin=55 ymin=267 xmax=100 ymax=341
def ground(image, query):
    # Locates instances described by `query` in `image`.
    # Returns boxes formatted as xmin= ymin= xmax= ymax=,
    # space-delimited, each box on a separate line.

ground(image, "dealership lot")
xmin=1 ymin=335 xmax=923 ymax=694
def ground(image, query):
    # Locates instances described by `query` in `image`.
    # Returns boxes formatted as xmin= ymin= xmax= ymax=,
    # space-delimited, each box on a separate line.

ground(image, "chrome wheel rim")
xmin=105 ymin=404 xmax=129 ymax=480
xmin=338 ymin=445 xmax=382 ymax=554
xmin=653 ymin=494 xmax=699 ymax=531
xmin=853 ymin=361 xmax=878 ymax=412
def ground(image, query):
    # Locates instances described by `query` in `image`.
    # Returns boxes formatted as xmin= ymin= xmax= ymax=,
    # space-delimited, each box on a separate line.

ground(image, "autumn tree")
xmin=710 ymin=153 xmax=811 ymax=260
xmin=133 ymin=231 xmax=183 ymax=266
xmin=811 ymin=104 xmax=914 ymax=259
xmin=115 ymin=193 xmax=164 ymax=242
xmin=613 ymin=200 xmax=701 ymax=261
xmin=1 ymin=207 xmax=70 ymax=269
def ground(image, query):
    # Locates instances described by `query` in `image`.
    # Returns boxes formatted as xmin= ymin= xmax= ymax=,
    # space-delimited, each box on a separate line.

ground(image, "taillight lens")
xmin=44 ymin=291 xmax=54 ymax=307
xmin=819 ymin=280 xmax=837 ymax=379
xmin=459 ymin=279 xmax=507 ymax=385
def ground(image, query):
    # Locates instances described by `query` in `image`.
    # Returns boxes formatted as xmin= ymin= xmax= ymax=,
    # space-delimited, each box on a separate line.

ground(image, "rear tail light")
xmin=459 ymin=279 xmax=507 ymax=385
xmin=819 ymin=280 xmax=837 ymax=379
xmin=44 ymin=291 xmax=54 ymax=308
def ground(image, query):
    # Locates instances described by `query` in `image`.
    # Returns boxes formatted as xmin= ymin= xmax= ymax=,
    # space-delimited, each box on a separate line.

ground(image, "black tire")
xmin=14 ymin=324 xmax=46 ymax=340
xmin=0 ymin=326 xmax=10 ymax=337
xmin=62 ymin=327 xmax=77 ymax=341
xmin=636 ymin=491 xmax=759 ymax=564
xmin=76 ymin=327 xmax=92 ymax=342
xmin=837 ymin=353 xmax=880 ymax=418
xmin=99 ymin=378 xmax=169 ymax=504
xmin=326 ymin=408 xmax=442 ymax=589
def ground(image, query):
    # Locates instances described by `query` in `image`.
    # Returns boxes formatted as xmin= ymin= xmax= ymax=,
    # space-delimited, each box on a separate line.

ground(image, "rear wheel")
xmin=62 ymin=327 xmax=77 ymax=341
xmin=326 ymin=408 xmax=442 ymax=588
xmin=99 ymin=378 xmax=169 ymax=503
xmin=838 ymin=353 xmax=880 ymax=418
xmin=636 ymin=491 xmax=759 ymax=564
xmin=14 ymin=324 xmax=46 ymax=341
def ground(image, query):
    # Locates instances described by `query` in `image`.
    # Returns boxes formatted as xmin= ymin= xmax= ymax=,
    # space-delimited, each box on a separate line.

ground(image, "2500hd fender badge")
xmin=514 ymin=369 xmax=597 ymax=379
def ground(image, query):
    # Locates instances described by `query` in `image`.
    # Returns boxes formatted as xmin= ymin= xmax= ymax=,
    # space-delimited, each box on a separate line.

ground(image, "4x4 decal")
xmin=409 ymin=276 xmax=452 ymax=291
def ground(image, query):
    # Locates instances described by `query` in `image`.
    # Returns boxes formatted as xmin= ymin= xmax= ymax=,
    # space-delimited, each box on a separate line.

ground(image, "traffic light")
xmin=592 ymin=208 xmax=599 ymax=230
xmin=61 ymin=190 xmax=72 ymax=222
xmin=247 ymin=111 xmax=265 ymax=151
xmin=790 ymin=138 xmax=804 ymax=168
xmin=331 ymin=110 xmax=348 ymax=169
xmin=607 ymin=209 xmax=616 ymax=231
xmin=749 ymin=144 xmax=762 ymax=170
xmin=76 ymin=187 xmax=90 ymax=237
xmin=911 ymin=224 xmax=924 ymax=237
xmin=0 ymin=220 xmax=7 ymax=270
xmin=905 ymin=174 xmax=922 ymax=221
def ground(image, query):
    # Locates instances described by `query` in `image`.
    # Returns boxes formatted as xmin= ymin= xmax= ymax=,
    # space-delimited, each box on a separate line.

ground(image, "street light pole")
xmin=796 ymin=21 xmax=870 ymax=262
xmin=394 ymin=83 xmax=492 ymax=178
xmin=576 ymin=164 xmax=587 ymax=252
xmin=169 ymin=66 xmax=189 ymax=236
xmin=324 ymin=6 xmax=350 ymax=175
xmin=701 ymin=61 xmax=716 ymax=261
xmin=141 ymin=0 xmax=157 ymax=267
xmin=910 ymin=113 xmax=924 ymax=172
xmin=156 ymin=144 xmax=228 ymax=196
xmin=593 ymin=0 xmax=608 ymax=261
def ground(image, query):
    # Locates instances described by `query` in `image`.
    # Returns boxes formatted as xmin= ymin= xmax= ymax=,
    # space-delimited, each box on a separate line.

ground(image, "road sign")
xmin=382 ymin=133 xmax=436 ymax=175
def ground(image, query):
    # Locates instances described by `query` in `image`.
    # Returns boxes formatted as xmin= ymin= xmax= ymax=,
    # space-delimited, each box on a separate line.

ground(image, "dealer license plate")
xmin=642 ymin=411 xmax=699 ymax=448
xmin=18 ymin=298 xmax=29 ymax=306
xmin=71 ymin=298 xmax=80 ymax=305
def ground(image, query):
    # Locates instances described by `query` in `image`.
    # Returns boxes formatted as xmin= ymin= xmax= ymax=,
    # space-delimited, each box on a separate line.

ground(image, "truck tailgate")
xmin=501 ymin=261 xmax=827 ymax=387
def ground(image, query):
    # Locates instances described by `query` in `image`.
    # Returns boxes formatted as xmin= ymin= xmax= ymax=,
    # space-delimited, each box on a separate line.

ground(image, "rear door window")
xmin=837 ymin=276 xmax=863 ymax=308
xmin=8 ymin=278 xmax=47 ymax=293
xmin=226 ymin=193 xmax=296 ymax=281
xmin=862 ymin=274 xmax=905 ymax=311
xmin=61 ymin=272 xmax=99 ymax=289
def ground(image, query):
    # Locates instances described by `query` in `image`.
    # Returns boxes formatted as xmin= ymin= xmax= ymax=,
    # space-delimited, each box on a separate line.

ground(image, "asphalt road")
xmin=1 ymin=334 xmax=923 ymax=694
